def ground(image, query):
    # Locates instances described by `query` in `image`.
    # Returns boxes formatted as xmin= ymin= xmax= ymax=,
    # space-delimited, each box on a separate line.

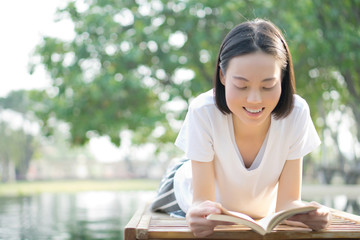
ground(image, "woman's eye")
xmin=237 ymin=86 xmax=247 ymax=90
xmin=263 ymin=86 xmax=274 ymax=90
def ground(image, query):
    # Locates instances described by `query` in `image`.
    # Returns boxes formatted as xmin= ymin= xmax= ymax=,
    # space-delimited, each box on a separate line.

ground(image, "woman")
xmin=151 ymin=18 xmax=331 ymax=237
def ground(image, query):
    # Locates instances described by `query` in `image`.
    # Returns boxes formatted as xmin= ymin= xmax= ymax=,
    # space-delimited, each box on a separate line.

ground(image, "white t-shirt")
xmin=174 ymin=89 xmax=321 ymax=218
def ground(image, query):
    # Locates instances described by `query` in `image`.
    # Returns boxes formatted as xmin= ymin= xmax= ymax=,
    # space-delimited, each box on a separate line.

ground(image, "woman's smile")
xmin=244 ymin=107 xmax=265 ymax=114
xmin=220 ymin=52 xmax=282 ymax=128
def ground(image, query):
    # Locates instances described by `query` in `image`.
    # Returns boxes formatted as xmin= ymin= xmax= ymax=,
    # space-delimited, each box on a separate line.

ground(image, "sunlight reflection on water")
xmin=0 ymin=191 xmax=156 ymax=240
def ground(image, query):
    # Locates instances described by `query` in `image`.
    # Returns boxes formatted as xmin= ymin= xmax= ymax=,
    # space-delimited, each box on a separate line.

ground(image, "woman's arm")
xmin=192 ymin=160 xmax=216 ymax=203
xmin=276 ymin=158 xmax=331 ymax=230
xmin=186 ymin=160 xmax=226 ymax=237
xmin=276 ymin=158 xmax=303 ymax=211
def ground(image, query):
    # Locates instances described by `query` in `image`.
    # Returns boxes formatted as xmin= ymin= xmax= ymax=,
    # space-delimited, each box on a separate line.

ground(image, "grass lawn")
xmin=0 ymin=179 xmax=160 ymax=197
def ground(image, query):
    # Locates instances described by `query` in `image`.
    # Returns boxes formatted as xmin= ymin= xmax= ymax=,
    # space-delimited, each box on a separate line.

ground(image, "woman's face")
xmin=220 ymin=52 xmax=282 ymax=128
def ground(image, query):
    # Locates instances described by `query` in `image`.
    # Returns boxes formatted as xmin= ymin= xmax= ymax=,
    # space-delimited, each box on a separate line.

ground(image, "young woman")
xmin=151 ymin=18 xmax=331 ymax=237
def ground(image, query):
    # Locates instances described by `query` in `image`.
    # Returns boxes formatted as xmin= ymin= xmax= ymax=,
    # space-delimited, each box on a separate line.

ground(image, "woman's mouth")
xmin=244 ymin=107 xmax=264 ymax=114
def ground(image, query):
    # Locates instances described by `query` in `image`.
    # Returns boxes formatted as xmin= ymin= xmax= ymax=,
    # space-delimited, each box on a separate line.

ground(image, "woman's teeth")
xmin=245 ymin=107 xmax=263 ymax=113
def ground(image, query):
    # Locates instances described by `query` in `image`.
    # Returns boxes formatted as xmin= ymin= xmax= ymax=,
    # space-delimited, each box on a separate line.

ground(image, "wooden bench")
xmin=124 ymin=204 xmax=360 ymax=240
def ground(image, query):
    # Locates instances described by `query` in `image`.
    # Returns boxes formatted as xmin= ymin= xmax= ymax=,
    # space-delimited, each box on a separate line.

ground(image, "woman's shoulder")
xmin=188 ymin=89 xmax=216 ymax=110
xmin=292 ymin=94 xmax=310 ymax=113
xmin=277 ymin=94 xmax=311 ymax=125
xmin=275 ymin=95 xmax=310 ymax=124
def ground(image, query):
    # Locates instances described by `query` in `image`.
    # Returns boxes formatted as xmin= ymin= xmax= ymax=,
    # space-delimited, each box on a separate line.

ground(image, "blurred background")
xmin=0 ymin=0 xmax=359 ymax=239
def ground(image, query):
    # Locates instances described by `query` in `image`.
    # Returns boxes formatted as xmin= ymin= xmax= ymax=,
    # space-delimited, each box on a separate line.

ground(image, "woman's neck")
xmin=232 ymin=114 xmax=271 ymax=140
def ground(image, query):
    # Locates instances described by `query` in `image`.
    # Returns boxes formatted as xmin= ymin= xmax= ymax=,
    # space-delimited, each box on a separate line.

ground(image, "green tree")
xmin=274 ymin=0 xmax=360 ymax=177
xmin=0 ymin=122 xmax=36 ymax=181
xmin=0 ymin=91 xmax=38 ymax=181
xmin=30 ymin=0 xmax=359 ymax=174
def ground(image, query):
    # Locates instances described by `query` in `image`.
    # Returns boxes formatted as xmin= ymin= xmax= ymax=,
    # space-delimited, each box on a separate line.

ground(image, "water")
xmin=0 ymin=191 xmax=155 ymax=240
xmin=0 ymin=191 xmax=359 ymax=240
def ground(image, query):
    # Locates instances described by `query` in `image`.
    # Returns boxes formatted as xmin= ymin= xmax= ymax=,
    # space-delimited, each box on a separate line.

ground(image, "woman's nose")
xmin=247 ymin=89 xmax=262 ymax=103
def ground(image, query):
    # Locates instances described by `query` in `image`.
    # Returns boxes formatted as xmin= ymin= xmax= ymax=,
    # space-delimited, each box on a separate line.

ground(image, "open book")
xmin=207 ymin=205 xmax=317 ymax=235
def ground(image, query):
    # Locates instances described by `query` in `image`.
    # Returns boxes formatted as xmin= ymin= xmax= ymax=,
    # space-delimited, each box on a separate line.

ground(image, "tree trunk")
xmin=15 ymin=135 xmax=34 ymax=181
xmin=1 ymin=155 xmax=16 ymax=183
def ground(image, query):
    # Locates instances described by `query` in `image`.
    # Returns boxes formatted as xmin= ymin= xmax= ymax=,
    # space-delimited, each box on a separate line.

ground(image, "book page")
xmin=256 ymin=214 xmax=275 ymax=230
xmin=207 ymin=214 xmax=266 ymax=235
xmin=260 ymin=205 xmax=317 ymax=231
xmin=219 ymin=205 xmax=317 ymax=233
xmin=225 ymin=210 xmax=258 ymax=224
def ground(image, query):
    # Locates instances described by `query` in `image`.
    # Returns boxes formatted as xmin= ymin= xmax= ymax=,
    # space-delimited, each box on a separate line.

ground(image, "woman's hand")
xmin=186 ymin=200 xmax=229 ymax=237
xmin=287 ymin=201 xmax=331 ymax=231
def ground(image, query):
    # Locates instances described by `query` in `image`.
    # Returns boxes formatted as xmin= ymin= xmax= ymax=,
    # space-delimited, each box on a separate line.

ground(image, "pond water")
xmin=0 ymin=191 xmax=156 ymax=240
xmin=0 ymin=191 xmax=359 ymax=240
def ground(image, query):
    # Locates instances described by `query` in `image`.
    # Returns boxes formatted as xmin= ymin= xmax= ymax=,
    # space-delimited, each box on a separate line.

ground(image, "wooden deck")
xmin=124 ymin=204 xmax=360 ymax=240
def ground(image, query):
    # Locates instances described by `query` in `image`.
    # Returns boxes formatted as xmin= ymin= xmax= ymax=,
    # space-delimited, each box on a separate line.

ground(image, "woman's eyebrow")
xmin=232 ymin=76 xmax=277 ymax=82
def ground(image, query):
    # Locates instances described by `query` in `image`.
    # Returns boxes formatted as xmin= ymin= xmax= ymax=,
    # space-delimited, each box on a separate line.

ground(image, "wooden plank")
xmin=136 ymin=214 xmax=151 ymax=239
xmin=126 ymin=203 xmax=360 ymax=239
xmin=330 ymin=208 xmax=360 ymax=224
xmin=148 ymin=227 xmax=360 ymax=239
xmin=147 ymin=211 xmax=360 ymax=239
xmin=151 ymin=219 xmax=188 ymax=227
xmin=124 ymin=204 xmax=147 ymax=240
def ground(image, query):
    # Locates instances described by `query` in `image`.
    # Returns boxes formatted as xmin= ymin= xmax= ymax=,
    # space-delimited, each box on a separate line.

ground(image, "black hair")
xmin=214 ymin=18 xmax=295 ymax=119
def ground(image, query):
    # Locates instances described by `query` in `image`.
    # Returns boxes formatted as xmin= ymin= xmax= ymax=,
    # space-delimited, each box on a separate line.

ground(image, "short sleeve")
xmin=175 ymin=103 xmax=214 ymax=162
xmin=286 ymin=100 xmax=321 ymax=160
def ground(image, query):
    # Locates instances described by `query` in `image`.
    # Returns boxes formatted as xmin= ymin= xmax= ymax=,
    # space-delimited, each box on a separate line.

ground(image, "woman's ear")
xmin=219 ymin=68 xmax=226 ymax=86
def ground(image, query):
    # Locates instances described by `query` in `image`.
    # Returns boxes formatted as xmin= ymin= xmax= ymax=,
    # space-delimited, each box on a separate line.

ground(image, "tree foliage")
xmin=30 ymin=0 xmax=360 ymax=161
xmin=0 ymin=91 xmax=100 ymax=181
xmin=0 ymin=91 xmax=38 ymax=181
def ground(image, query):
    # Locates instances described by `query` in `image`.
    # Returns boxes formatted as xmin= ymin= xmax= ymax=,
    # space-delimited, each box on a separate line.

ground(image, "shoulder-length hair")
xmin=214 ymin=19 xmax=295 ymax=119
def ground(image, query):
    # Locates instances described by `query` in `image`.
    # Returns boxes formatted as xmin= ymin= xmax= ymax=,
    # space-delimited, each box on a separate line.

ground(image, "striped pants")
xmin=150 ymin=159 xmax=188 ymax=218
